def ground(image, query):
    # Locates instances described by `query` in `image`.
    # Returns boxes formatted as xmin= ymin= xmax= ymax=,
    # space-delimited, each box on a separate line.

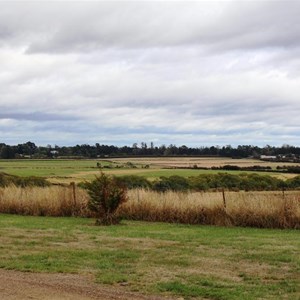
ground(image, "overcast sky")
xmin=0 ymin=0 xmax=300 ymax=147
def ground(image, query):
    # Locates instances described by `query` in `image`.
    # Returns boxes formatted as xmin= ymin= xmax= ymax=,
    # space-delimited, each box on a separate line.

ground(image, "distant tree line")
xmin=1 ymin=141 xmax=300 ymax=159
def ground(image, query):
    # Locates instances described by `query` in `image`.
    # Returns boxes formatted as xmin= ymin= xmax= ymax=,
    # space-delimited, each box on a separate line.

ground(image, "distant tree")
xmin=0 ymin=145 xmax=15 ymax=159
xmin=24 ymin=141 xmax=37 ymax=155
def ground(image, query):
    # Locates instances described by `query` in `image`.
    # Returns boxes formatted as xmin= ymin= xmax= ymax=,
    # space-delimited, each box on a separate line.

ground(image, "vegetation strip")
xmin=0 ymin=184 xmax=299 ymax=229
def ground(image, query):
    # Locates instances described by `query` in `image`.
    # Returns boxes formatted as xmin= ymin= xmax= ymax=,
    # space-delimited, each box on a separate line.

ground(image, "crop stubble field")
xmin=0 ymin=157 xmax=299 ymax=299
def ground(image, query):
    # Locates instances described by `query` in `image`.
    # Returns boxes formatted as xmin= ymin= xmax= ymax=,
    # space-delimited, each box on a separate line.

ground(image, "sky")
xmin=0 ymin=0 xmax=300 ymax=147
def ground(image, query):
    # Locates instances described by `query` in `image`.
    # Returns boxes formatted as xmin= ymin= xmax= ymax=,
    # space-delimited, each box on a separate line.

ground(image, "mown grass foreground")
xmin=0 ymin=214 xmax=299 ymax=299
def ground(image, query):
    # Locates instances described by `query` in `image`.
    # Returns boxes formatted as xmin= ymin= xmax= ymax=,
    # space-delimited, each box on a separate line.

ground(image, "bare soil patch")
xmin=0 ymin=269 xmax=173 ymax=300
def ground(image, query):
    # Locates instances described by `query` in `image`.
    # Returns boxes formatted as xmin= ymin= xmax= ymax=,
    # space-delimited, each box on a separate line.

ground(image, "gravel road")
xmin=0 ymin=269 xmax=174 ymax=300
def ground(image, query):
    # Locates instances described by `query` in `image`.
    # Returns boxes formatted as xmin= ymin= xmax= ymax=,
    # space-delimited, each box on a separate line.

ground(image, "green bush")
xmin=84 ymin=172 xmax=290 ymax=195
xmin=152 ymin=175 xmax=190 ymax=192
xmin=286 ymin=175 xmax=300 ymax=189
xmin=115 ymin=175 xmax=151 ymax=189
xmin=239 ymin=173 xmax=282 ymax=191
xmin=85 ymin=173 xmax=128 ymax=225
xmin=151 ymin=173 xmax=285 ymax=192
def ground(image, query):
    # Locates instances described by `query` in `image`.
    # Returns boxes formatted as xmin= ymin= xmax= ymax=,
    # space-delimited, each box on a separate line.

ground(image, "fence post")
xmin=222 ymin=188 xmax=226 ymax=209
xmin=70 ymin=182 xmax=77 ymax=208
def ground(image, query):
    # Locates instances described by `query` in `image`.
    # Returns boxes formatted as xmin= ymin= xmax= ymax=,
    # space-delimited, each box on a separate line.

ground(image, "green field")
xmin=0 ymin=214 xmax=299 ymax=299
xmin=0 ymin=158 xmax=294 ymax=183
xmin=0 ymin=159 xmax=110 ymax=182
xmin=0 ymin=159 xmax=100 ymax=176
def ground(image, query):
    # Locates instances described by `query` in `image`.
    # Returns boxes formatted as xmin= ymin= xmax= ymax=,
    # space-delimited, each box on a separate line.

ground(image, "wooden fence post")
xmin=70 ymin=182 xmax=77 ymax=207
xmin=222 ymin=188 xmax=226 ymax=209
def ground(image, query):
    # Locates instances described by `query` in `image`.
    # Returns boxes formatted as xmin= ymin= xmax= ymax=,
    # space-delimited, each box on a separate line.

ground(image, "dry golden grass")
xmin=122 ymin=190 xmax=300 ymax=228
xmin=0 ymin=185 xmax=89 ymax=217
xmin=0 ymin=186 xmax=299 ymax=229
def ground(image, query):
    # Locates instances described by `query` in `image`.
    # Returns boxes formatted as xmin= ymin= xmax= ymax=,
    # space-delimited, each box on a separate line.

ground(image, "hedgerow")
xmin=113 ymin=173 xmax=300 ymax=192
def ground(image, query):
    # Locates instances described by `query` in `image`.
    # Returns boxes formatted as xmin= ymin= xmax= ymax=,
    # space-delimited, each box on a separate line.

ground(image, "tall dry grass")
xmin=121 ymin=189 xmax=229 ymax=226
xmin=121 ymin=190 xmax=300 ymax=228
xmin=0 ymin=185 xmax=90 ymax=217
xmin=0 ymin=186 xmax=299 ymax=228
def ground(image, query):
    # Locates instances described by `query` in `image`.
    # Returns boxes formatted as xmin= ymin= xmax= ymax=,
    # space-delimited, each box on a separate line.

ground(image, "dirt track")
xmin=0 ymin=269 xmax=174 ymax=300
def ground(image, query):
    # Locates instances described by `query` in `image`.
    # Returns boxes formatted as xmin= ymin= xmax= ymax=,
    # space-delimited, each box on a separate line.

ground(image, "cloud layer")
xmin=1 ymin=1 xmax=300 ymax=146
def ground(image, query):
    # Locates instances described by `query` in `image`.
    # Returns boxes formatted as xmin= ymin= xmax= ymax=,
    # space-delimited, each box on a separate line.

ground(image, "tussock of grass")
xmin=0 ymin=186 xmax=299 ymax=229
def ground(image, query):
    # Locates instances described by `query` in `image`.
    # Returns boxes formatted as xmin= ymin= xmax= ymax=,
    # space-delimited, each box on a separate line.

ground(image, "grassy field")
xmin=0 ymin=158 xmax=296 ymax=183
xmin=0 ymin=159 xmax=101 ymax=179
xmin=0 ymin=214 xmax=298 ymax=299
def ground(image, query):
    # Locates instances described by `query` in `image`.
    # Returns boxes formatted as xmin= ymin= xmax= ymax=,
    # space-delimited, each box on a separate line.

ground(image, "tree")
xmin=85 ymin=173 xmax=128 ymax=225
xmin=0 ymin=145 xmax=15 ymax=159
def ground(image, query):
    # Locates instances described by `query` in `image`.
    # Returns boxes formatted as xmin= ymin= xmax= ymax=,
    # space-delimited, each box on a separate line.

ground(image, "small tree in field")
xmin=85 ymin=173 xmax=128 ymax=225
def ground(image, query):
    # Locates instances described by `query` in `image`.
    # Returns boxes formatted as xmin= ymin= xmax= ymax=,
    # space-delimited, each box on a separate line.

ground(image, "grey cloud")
xmin=0 ymin=112 xmax=77 ymax=122
xmin=1 ymin=1 xmax=300 ymax=146
xmin=0 ymin=2 xmax=299 ymax=54
xmin=204 ymin=2 xmax=300 ymax=51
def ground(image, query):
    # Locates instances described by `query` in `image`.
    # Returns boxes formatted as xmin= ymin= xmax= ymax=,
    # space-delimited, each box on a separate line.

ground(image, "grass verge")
xmin=0 ymin=214 xmax=299 ymax=299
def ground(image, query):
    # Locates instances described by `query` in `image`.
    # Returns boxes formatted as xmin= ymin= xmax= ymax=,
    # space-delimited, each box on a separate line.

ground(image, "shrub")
xmin=154 ymin=173 xmax=285 ymax=192
xmin=115 ymin=175 xmax=151 ymax=189
xmin=152 ymin=176 xmax=190 ymax=192
xmin=286 ymin=175 xmax=300 ymax=189
xmin=188 ymin=176 xmax=210 ymax=191
xmin=85 ymin=173 xmax=128 ymax=225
